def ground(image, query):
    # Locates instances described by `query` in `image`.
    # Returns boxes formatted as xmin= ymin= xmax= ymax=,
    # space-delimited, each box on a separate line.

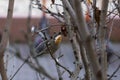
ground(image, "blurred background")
xmin=0 ymin=0 xmax=120 ymax=80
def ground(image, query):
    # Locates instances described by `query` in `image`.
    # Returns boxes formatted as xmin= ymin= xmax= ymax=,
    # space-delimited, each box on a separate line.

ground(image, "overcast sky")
xmin=0 ymin=0 xmax=115 ymax=18
xmin=0 ymin=0 xmax=63 ymax=18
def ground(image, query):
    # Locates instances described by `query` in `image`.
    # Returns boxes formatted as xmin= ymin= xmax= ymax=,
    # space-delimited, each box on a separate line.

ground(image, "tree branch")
xmin=98 ymin=0 xmax=109 ymax=80
xmin=0 ymin=0 xmax=14 ymax=80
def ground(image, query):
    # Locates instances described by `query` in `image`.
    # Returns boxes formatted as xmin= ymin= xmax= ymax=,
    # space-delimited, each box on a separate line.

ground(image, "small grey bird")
xmin=34 ymin=14 xmax=49 ymax=53
xmin=34 ymin=32 xmax=46 ymax=53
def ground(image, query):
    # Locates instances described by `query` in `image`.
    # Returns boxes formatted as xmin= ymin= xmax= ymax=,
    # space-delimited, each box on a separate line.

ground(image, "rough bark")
xmin=0 ymin=0 xmax=14 ymax=80
xmin=0 ymin=57 xmax=7 ymax=80
xmin=62 ymin=2 xmax=82 ymax=79
xmin=62 ymin=0 xmax=103 ymax=80
xmin=73 ymin=1 xmax=102 ymax=80
xmin=99 ymin=0 xmax=109 ymax=80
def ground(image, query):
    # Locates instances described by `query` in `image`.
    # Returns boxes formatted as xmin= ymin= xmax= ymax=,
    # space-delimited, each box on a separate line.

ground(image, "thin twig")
xmin=56 ymin=47 xmax=64 ymax=80
xmin=45 ymin=42 xmax=72 ymax=76
xmin=107 ymin=7 xmax=117 ymax=16
xmin=26 ymin=0 xmax=54 ymax=79
xmin=14 ymin=53 xmax=54 ymax=80
xmin=109 ymin=58 xmax=119 ymax=64
xmin=10 ymin=57 xmax=28 ymax=80
xmin=108 ymin=64 xmax=120 ymax=80
xmin=38 ymin=73 xmax=45 ymax=80
xmin=113 ymin=0 xmax=120 ymax=17
xmin=32 ymin=0 xmax=64 ymax=22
